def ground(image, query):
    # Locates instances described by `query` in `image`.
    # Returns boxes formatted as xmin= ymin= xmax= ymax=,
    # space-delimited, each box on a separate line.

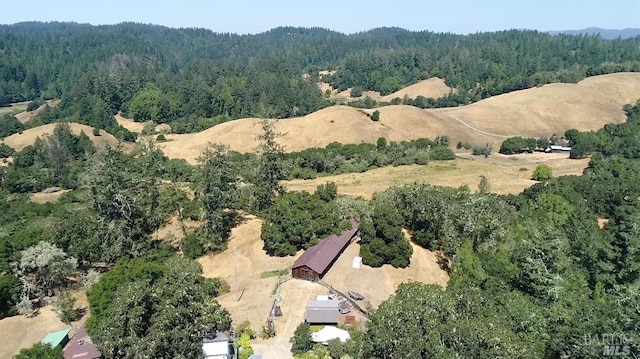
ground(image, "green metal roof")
xmin=41 ymin=328 xmax=71 ymax=347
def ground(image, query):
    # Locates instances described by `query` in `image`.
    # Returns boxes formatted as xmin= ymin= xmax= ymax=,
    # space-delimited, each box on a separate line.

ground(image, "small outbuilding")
xmin=202 ymin=332 xmax=233 ymax=359
xmin=42 ymin=328 xmax=71 ymax=349
xmin=292 ymin=218 xmax=359 ymax=281
xmin=304 ymin=300 xmax=339 ymax=325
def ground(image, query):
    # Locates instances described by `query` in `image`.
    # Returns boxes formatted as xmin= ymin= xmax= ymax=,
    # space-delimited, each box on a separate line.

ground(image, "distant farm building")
xmin=292 ymin=218 xmax=359 ymax=281
xmin=546 ymin=145 xmax=572 ymax=153
xmin=304 ymin=300 xmax=339 ymax=325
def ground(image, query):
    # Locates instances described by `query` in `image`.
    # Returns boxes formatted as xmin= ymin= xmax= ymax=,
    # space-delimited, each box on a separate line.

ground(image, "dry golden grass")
xmin=0 ymin=307 xmax=67 ymax=359
xmin=380 ymin=77 xmax=453 ymax=101
xmin=115 ymin=113 xmax=145 ymax=133
xmin=198 ymin=215 xmax=301 ymax=333
xmin=161 ymin=106 xmax=389 ymax=163
xmin=284 ymin=153 xmax=590 ymax=198
xmin=333 ymin=88 xmax=382 ymax=100
xmin=14 ymin=100 xmax=60 ymax=124
xmin=431 ymin=73 xmax=640 ymax=148
xmin=1 ymin=290 xmax=89 ymax=359
xmin=323 ymin=233 xmax=449 ymax=309
xmin=0 ymin=102 xmax=28 ymax=116
xmin=2 ymin=123 xmax=124 ymax=152
xmin=158 ymin=73 xmax=640 ymax=163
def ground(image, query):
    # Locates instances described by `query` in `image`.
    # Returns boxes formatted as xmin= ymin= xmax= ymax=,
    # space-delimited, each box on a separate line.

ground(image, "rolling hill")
xmin=2 ymin=123 xmax=123 ymax=152
xmin=159 ymin=73 xmax=640 ymax=163
xmin=548 ymin=27 xmax=640 ymax=40
xmin=380 ymin=77 xmax=454 ymax=101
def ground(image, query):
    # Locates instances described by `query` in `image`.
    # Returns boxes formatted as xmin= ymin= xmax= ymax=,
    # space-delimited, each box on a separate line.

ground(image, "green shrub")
xmin=0 ymin=143 xmax=15 ymax=158
xmin=532 ymin=164 xmax=553 ymax=181
xmin=182 ymin=233 xmax=205 ymax=259
xmin=26 ymin=100 xmax=44 ymax=112
xmin=370 ymin=110 xmax=380 ymax=121
xmin=350 ymin=87 xmax=363 ymax=98
xmin=472 ymin=144 xmax=492 ymax=157
xmin=53 ymin=291 xmax=80 ymax=324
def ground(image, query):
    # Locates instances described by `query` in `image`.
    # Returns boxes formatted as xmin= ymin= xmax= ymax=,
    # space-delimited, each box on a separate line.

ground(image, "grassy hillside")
xmin=2 ymin=123 xmax=123 ymax=152
xmin=159 ymin=72 xmax=640 ymax=163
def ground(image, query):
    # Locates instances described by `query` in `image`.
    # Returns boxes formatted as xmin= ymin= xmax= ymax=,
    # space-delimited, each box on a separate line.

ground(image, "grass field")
xmin=0 ymin=103 xmax=28 ymax=116
xmin=284 ymin=152 xmax=590 ymax=198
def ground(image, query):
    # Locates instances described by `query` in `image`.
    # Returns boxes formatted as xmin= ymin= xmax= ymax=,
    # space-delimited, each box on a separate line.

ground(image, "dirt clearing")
xmin=323 ymin=234 xmax=449 ymax=309
xmin=29 ymin=189 xmax=71 ymax=204
xmin=252 ymin=280 xmax=327 ymax=359
xmin=198 ymin=215 xmax=300 ymax=333
xmin=380 ymin=77 xmax=453 ymax=101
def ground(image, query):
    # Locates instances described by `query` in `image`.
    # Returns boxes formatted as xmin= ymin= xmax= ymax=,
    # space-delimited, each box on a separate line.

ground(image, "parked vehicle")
xmin=347 ymin=290 xmax=364 ymax=300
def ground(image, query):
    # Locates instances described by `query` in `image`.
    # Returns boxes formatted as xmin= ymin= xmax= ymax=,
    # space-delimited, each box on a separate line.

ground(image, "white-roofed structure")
xmin=202 ymin=332 xmax=232 ymax=359
xmin=311 ymin=326 xmax=351 ymax=344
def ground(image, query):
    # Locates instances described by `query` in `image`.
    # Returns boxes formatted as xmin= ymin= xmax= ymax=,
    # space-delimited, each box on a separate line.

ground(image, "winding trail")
xmin=447 ymin=115 xmax=514 ymax=138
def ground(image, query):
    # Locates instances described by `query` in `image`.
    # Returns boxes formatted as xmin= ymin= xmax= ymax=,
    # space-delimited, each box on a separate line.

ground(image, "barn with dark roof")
xmin=291 ymin=218 xmax=359 ymax=281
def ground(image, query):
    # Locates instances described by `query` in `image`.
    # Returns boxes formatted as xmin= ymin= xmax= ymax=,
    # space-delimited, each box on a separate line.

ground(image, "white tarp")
xmin=311 ymin=326 xmax=351 ymax=344
xmin=316 ymin=295 xmax=330 ymax=301
xmin=352 ymin=256 xmax=362 ymax=269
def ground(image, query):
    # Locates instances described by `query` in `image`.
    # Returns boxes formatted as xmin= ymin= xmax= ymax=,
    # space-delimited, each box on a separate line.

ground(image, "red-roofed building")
xmin=63 ymin=324 xmax=102 ymax=359
xmin=292 ymin=218 xmax=359 ymax=281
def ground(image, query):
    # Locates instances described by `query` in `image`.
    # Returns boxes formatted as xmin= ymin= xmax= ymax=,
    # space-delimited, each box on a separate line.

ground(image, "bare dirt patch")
xmin=198 ymin=215 xmax=300 ymax=333
xmin=30 ymin=189 xmax=71 ymax=204
xmin=0 ymin=308 xmax=67 ymax=359
xmin=283 ymin=154 xmax=589 ymax=199
xmin=597 ymin=218 xmax=610 ymax=229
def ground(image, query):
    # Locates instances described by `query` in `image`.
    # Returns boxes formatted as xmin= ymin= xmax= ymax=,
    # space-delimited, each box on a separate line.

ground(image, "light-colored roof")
xmin=305 ymin=308 xmax=339 ymax=324
xmin=42 ymin=328 xmax=71 ymax=347
xmin=311 ymin=326 xmax=351 ymax=344
xmin=307 ymin=300 xmax=339 ymax=309
xmin=202 ymin=340 xmax=229 ymax=357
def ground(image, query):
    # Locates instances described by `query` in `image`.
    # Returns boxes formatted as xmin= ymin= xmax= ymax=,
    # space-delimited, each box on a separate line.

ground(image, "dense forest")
xmin=1 ymin=22 xmax=639 ymax=137
xmin=2 ymin=22 xmax=640 ymax=359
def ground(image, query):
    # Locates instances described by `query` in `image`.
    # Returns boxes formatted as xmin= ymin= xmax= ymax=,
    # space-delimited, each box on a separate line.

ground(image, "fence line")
xmin=265 ymin=275 xmax=292 ymax=335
